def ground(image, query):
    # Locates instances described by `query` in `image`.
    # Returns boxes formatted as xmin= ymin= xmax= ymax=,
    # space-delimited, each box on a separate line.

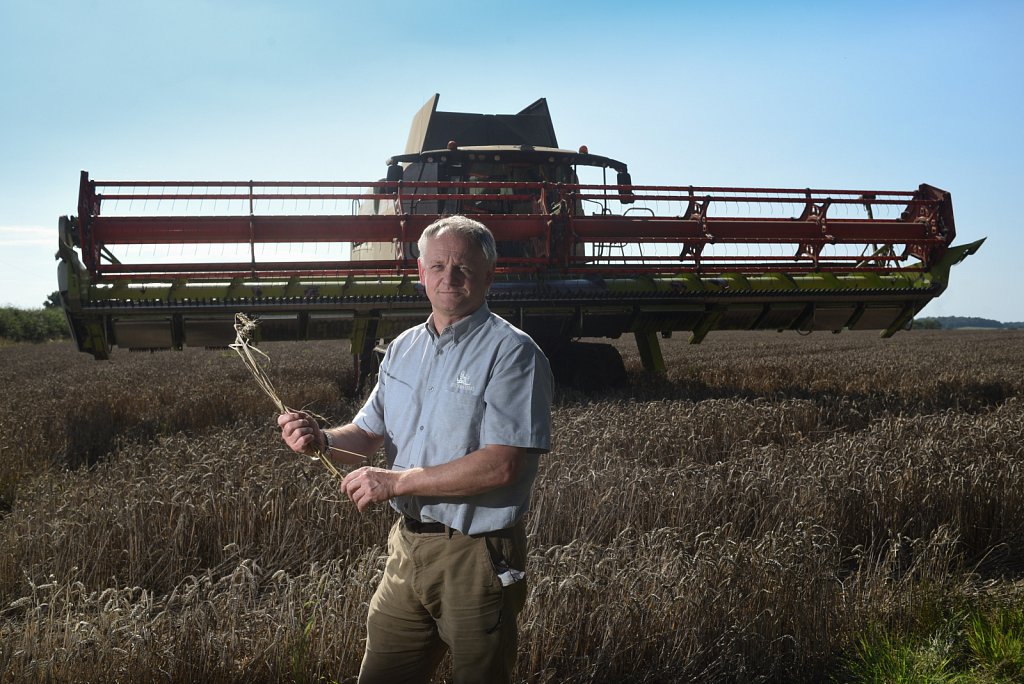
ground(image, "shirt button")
xmin=428 ymin=386 xmax=433 ymax=391
xmin=419 ymin=426 xmax=424 ymax=431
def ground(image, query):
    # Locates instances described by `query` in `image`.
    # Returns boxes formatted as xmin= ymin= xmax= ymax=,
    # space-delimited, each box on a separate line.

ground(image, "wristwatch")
xmin=322 ymin=429 xmax=333 ymax=451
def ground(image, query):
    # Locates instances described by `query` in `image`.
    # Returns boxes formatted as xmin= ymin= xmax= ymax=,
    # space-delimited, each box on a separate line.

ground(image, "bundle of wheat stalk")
xmin=230 ymin=312 xmax=361 ymax=480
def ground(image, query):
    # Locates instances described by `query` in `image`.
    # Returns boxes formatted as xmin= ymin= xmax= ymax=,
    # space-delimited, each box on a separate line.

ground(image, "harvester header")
xmin=57 ymin=95 xmax=982 ymax=385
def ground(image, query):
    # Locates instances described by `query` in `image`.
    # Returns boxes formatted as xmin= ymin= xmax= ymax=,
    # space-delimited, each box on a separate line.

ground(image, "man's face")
xmin=417 ymin=231 xmax=495 ymax=327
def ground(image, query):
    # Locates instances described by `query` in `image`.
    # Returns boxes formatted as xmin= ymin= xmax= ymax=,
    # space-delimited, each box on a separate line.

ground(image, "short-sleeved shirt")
xmin=353 ymin=303 xmax=553 ymax=535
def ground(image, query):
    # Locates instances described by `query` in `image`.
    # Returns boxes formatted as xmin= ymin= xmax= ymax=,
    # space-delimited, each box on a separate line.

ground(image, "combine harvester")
xmin=57 ymin=94 xmax=982 ymax=387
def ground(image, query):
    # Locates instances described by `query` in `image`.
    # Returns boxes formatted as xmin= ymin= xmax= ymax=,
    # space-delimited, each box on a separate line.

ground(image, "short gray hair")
xmin=417 ymin=215 xmax=497 ymax=266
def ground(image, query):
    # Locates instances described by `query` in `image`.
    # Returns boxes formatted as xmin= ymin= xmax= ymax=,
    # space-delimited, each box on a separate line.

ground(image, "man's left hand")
xmin=342 ymin=466 xmax=400 ymax=512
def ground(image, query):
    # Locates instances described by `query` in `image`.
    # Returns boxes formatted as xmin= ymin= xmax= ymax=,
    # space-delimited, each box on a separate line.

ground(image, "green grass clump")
xmin=839 ymin=605 xmax=1024 ymax=683
xmin=966 ymin=606 xmax=1024 ymax=682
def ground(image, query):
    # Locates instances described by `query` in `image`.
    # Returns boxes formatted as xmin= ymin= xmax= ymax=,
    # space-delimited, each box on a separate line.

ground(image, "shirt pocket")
xmin=434 ymin=386 xmax=484 ymax=453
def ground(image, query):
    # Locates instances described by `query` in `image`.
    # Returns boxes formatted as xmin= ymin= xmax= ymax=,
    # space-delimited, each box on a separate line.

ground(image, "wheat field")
xmin=1 ymin=329 xmax=1022 ymax=682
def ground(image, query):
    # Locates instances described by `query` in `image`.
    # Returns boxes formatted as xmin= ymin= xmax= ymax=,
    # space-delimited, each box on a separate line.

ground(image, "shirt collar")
xmin=425 ymin=303 xmax=491 ymax=345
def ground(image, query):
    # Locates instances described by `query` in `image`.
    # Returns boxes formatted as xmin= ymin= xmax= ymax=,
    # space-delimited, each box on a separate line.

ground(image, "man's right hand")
xmin=277 ymin=411 xmax=324 ymax=455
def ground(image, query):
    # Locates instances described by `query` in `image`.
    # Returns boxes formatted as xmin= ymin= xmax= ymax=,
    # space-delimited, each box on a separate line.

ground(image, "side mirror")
xmin=385 ymin=164 xmax=404 ymax=193
xmin=616 ymin=171 xmax=634 ymax=204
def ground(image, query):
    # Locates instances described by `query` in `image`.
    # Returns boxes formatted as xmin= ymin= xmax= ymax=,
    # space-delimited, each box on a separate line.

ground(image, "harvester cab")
xmin=356 ymin=95 xmax=629 ymax=264
xmin=57 ymin=94 xmax=983 ymax=388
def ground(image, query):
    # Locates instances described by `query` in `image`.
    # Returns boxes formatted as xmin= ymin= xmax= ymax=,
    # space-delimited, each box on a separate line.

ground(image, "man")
xmin=278 ymin=215 xmax=553 ymax=683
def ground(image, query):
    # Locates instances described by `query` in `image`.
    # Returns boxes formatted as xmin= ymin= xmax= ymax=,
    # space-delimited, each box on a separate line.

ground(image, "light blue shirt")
xmin=354 ymin=304 xmax=553 ymax=534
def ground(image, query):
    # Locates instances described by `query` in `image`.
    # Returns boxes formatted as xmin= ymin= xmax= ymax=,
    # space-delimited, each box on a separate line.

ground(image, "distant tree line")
xmin=0 ymin=307 xmax=71 ymax=343
xmin=0 ymin=291 xmax=71 ymax=343
xmin=914 ymin=316 xmax=1023 ymax=330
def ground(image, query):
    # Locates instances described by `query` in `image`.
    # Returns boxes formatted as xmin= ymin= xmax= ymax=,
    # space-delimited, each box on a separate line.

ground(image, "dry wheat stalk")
xmin=230 ymin=313 xmax=362 ymax=479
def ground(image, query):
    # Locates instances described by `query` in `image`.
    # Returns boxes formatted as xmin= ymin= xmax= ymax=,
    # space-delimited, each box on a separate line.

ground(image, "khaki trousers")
xmin=357 ymin=518 xmax=528 ymax=684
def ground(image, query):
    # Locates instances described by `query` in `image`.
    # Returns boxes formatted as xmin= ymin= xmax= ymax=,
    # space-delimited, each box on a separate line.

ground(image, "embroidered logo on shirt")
xmin=455 ymin=371 xmax=474 ymax=392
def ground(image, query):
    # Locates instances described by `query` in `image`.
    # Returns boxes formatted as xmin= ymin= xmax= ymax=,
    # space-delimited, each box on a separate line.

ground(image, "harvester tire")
xmin=551 ymin=341 xmax=627 ymax=391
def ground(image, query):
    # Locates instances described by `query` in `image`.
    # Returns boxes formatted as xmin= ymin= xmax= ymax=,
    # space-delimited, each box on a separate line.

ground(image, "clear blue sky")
xmin=2 ymin=0 xmax=1021 ymax=320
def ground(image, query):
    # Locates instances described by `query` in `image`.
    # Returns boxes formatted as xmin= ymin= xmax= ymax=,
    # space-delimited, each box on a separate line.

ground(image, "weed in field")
xmin=966 ymin=606 xmax=1024 ymax=682
xmin=836 ymin=604 xmax=1024 ymax=683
